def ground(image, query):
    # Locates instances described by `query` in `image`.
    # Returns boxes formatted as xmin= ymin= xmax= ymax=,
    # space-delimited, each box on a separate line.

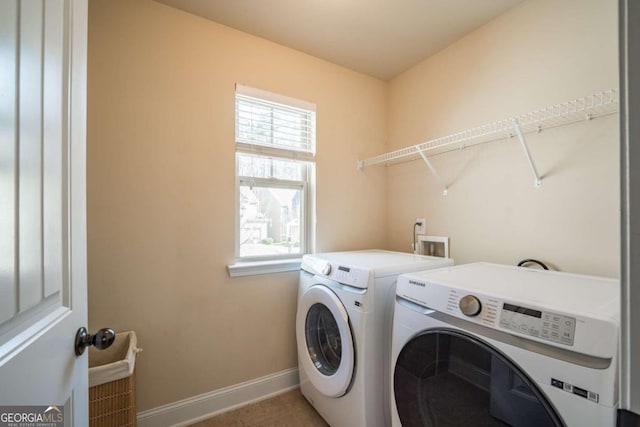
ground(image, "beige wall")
xmin=88 ymin=0 xmax=620 ymax=414
xmin=386 ymin=0 xmax=619 ymax=277
xmin=87 ymin=0 xmax=387 ymax=411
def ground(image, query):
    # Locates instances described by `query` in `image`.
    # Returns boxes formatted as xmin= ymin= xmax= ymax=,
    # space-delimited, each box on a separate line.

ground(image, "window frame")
xmin=233 ymin=85 xmax=315 ymax=264
xmin=235 ymin=162 xmax=310 ymax=262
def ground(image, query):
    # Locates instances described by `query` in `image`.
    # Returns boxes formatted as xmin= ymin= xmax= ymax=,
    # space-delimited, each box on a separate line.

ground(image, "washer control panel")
xmin=325 ymin=264 xmax=370 ymax=288
xmin=499 ymin=303 xmax=576 ymax=346
xmin=301 ymin=257 xmax=371 ymax=288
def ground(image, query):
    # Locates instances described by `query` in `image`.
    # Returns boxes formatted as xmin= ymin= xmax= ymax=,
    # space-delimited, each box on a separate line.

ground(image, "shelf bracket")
xmin=511 ymin=117 xmax=542 ymax=188
xmin=417 ymin=149 xmax=448 ymax=196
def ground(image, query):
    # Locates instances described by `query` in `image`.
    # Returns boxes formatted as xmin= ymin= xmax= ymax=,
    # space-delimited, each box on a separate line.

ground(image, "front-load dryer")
xmin=297 ymin=250 xmax=454 ymax=427
xmin=391 ymin=263 xmax=619 ymax=427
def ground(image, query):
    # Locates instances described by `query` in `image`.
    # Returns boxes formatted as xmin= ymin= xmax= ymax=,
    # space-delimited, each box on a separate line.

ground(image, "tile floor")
xmin=187 ymin=388 xmax=328 ymax=427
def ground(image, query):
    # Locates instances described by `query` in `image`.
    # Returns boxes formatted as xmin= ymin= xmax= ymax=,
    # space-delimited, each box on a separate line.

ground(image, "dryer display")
xmin=499 ymin=303 xmax=576 ymax=346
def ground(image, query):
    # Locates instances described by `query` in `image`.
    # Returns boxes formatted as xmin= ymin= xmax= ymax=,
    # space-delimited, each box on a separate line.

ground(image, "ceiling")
xmin=154 ymin=0 xmax=525 ymax=80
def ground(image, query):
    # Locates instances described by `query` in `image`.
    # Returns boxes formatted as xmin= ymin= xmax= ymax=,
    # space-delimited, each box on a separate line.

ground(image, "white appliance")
xmin=296 ymin=250 xmax=454 ymax=427
xmin=391 ymin=263 xmax=619 ymax=427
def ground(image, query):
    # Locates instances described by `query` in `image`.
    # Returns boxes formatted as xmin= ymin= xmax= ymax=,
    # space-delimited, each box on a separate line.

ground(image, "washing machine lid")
xmin=296 ymin=284 xmax=355 ymax=397
xmin=396 ymin=263 xmax=619 ymax=359
xmin=302 ymin=250 xmax=454 ymax=289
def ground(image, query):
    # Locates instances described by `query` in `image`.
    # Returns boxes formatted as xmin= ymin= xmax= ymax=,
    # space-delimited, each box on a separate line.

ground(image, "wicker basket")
xmin=89 ymin=369 xmax=136 ymax=427
xmin=89 ymin=331 xmax=139 ymax=427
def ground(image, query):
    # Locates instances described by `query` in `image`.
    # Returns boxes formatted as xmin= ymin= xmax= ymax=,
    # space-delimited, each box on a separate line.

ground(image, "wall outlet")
xmin=415 ymin=218 xmax=426 ymax=234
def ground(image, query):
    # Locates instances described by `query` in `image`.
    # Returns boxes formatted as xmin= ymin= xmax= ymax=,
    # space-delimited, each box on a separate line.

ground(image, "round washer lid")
xmin=296 ymin=284 xmax=355 ymax=397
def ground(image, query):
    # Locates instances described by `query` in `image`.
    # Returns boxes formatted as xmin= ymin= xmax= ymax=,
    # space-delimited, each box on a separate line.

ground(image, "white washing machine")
xmin=391 ymin=263 xmax=619 ymax=427
xmin=297 ymin=250 xmax=454 ymax=427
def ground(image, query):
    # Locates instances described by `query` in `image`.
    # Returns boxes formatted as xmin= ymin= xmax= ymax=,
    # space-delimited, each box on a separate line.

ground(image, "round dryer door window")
xmin=296 ymin=284 xmax=355 ymax=397
xmin=394 ymin=329 xmax=563 ymax=427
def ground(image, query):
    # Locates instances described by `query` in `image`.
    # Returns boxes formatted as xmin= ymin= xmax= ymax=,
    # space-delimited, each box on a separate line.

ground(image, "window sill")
xmin=227 ymin=258 xmax=302 ymax=277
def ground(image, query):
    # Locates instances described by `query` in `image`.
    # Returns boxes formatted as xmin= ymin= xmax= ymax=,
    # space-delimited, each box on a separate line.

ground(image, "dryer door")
xmin=296 ymin=284 xmax=355 ymax=397
xmin=394 ymin=329 xmax=564 ymax=427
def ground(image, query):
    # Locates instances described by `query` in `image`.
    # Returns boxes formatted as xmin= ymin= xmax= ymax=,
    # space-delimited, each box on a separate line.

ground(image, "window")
xmin=235 ymin=84 xmax=315 ymax=262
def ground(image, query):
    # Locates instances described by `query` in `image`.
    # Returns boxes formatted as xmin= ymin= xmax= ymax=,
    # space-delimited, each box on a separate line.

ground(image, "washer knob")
xmin=459 ymin=295 xmax=482 ymax=317
xmin=322 ymin=263 xmax=332 ymax=276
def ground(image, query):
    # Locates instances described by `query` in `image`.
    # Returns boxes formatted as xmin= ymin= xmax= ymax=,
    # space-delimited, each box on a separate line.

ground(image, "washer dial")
xmin=322 ymin=263 xmax=332 ymax=276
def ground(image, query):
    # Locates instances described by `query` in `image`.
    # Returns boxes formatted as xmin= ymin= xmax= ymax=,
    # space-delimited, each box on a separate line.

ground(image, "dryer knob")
xmin=459 ymin=295 xmax=482 ymax=317
xmin=322 ymin=263 xmax=332 ymax=276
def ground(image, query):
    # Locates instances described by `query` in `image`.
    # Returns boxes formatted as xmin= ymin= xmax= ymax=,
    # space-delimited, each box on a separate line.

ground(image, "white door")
xmin=0 ymin=0 xmax=89 ymax=425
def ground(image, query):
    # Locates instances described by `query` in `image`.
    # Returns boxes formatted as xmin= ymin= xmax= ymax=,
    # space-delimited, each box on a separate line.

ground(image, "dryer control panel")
xmin=443 ymin=290 xmax=577 ymax=346
xmin=396 ymin=272 xmax=618 ymax=359
xmin=499 ymin=302 xmax=576 ymax=346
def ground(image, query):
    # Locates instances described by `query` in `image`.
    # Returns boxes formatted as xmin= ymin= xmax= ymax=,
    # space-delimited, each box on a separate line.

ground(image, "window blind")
xmin=235 ymin=84 xmax=315 ymax=159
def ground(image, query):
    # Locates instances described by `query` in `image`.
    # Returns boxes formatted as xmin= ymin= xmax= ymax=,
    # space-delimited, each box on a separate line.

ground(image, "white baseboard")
xmin=137 ymin=368 xmax=300 ymax=427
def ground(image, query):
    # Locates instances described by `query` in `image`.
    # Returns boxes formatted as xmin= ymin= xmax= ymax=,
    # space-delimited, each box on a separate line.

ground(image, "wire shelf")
xmin=358 ymin=89 xmax=618 ymax=169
